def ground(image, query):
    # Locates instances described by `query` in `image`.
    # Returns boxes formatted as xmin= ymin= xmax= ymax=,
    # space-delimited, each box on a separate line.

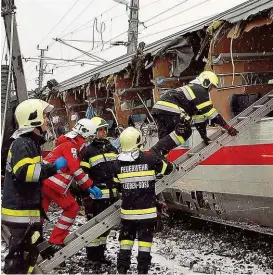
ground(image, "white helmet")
xmin=119 ymin=127 xmax=145 ymax=152
xmin=66 ymin=118 xmax=97 ymax=139
xmin=15 ymin=99 xmax=54 ymax=129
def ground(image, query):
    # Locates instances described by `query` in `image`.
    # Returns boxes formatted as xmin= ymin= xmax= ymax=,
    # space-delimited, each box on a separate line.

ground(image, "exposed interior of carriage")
xmin=46 ymin=8 xmax=273 ymax=144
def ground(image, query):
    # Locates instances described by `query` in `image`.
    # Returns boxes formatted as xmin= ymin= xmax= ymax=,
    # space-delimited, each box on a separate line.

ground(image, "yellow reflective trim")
xmin=26 ymin=164 xmax=35 ymax=182
xmin=121 ymin=207 xmax=156 ymax=215
xmin=101 ymin=188 xmax=117 ymax=194
xmin=184 ymin=85 xmax=196 ymax=99
xmin=118 ymin=170 xmax=155 ymax=179
xmin=90 ymin=238 xmax=100 ymax=243
xmin=31 ymin=231 xmax=40 ymax=244
xmin=1 ymin=208 xmax=40 ymax=217
xmin=138 ymin=241 xmax=152 ymax=248
xmin=120 ymin=240 xmax=134 ymax=246
xmin=156 ymin=101 xmax=180 ymax=110
xmin=13 ymin=156 xmax=41 ymax=174
xmin=27 ymin=266 xmax=34 ymax=274
xmin=100 ymin=236 xmax=107 ymax=241
xmin=192 ymin=108 xmax=217 ymax=119
xmin=159 ymin=161 xmax=167 ymax=175
xmin=80 ymin=161 xmax=91 ymax=169
xmin=196 ymin=101 xmax=212 ymax=110
xmin=90 ymin=153 xmax=117 ymax=163
xmin=113 ymin=177 xmax=119 ymax=183
xmin=173 ymin=132 xmax=185 ymax=144
xmin=8 ymin=150 xmax=12 ymax=158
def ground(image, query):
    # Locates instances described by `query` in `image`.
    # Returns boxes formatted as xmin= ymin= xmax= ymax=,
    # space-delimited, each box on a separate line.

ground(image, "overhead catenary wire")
xmin=49 ymin=0 xmax=98 ymax=48
xmin=141 ymin=0 xmax=209 ymax=30
xmin=48 ymin=0 xmax=209 ymax=79
xmin=1 ymin=36 xmax=7 ymax=64
xmin=39 ymin=0 xmax=81 ymax=46
xmin=59 ymin=3 xmax=120 ymax=39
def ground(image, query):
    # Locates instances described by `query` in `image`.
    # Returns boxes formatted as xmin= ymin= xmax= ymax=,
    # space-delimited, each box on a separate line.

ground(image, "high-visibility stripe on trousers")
xmin=42 ymin=185 xmax=79 ymax=244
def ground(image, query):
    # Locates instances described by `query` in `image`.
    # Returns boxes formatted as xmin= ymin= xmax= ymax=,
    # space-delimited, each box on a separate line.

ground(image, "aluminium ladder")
xmin=37 ymin=91 xmax=273 ymax=273
xmin=2 ymin=92 xmax=272 ymax=273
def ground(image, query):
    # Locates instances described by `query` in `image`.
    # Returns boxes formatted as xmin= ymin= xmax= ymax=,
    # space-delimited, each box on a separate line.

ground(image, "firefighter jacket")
xmin=80 ymin=138 xmax=119 ymax=199
xmin=114 ymin=151 xmax=173 ymax=221
xmin=152 ymin=83 xmax=228 ymax=127
xmin=43 ymin=135 xmax=93 ymax=194
xmin=1 ymin=132 xmax=57 ymax=225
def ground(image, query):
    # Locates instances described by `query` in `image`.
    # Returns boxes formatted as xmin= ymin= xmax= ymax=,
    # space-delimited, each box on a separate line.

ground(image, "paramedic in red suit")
xmin=42 ymin=118 xmax=103 ymax=250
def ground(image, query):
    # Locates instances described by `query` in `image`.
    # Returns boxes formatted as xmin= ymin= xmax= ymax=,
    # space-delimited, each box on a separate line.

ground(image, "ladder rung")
xmin=74 ymin=232 xmax=81 ymax=237
xmin=188 ymin=152 xmax=196 ymax=157
xmin=238 ymin=116 xmax=247 ymax=120
xmin=268 ymin=94 xmax=273 ymax=98
xmin=253 ymin=105 xmax=263 ymax=109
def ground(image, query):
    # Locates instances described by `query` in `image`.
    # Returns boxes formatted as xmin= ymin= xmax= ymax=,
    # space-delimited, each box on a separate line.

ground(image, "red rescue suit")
xmin=42 ymin=135 xmax=93 ymax=245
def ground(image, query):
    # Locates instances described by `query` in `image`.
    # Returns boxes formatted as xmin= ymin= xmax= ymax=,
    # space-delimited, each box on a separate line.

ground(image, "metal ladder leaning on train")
xmin=1 ymin=71 xmax=241 ymax=274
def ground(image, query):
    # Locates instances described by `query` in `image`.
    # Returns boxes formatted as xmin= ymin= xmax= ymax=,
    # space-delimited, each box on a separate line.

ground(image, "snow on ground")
xmin=2 ymin=205 xmax=273 ymax=274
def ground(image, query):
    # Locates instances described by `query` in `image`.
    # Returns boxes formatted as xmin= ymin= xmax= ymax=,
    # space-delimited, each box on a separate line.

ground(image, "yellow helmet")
xmin=197 ymin=71 xmax=219 ymax=89
xmin=15 ymin=99 xmax=54 ymax=129
xmin=119 ymin=127 xmax=145 ymax=152
xmin=90 ymin=117 xmax=109 ymax=130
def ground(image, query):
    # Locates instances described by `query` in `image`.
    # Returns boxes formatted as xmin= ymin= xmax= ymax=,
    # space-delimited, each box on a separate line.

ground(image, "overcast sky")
xmin=1 ymin=0 xmax=249 ymax=90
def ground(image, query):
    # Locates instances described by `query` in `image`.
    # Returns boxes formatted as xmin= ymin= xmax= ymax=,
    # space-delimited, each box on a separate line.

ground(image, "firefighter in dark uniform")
xmin=151 ymin=71 xmax=239 ymax=157
xmin=80 ymin=117 xmax=119 ymax=266
xmin=1 ymin=99 xmax=67 ymax=274
xmin=114 ymin=127 xmax=173 ymax=274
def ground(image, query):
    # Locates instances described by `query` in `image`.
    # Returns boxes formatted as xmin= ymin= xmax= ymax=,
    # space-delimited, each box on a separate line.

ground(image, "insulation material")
xmin=244 ymin=16 xmax=273 ymax=32
xmin=150 ymin=37 xmax=194 ymax=77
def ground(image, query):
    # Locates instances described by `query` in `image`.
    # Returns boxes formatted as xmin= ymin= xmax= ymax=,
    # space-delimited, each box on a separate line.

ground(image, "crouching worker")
xmin=1 ymin=99 xmax=67 ymax=274
xmin=114 ymin=127 xmax=173 ymax=274
xmin=80 ymin=117 xmax=119 ymax=266
xmin=42 ymin=118 xmax=103 ymax=251
xmin=151 ymin=71 xmax=239 ymax=158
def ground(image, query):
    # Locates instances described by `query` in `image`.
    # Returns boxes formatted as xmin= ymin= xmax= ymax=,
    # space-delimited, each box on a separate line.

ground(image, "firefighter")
xmin=1 ymin=99 xmax=67 ymax=274
xmin=151 ymin=71 xmax=239 ymax=157
xmin=80 ymin=117 xmax=119 ymax=266
xmin=42 ymin=118 xmax=103 ymax=251
xmin=114 ymin=127 xmax=173 ymax=274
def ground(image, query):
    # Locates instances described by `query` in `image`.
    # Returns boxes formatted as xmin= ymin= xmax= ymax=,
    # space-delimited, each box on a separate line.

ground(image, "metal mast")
xmin=127 ymin=0 xmax=140 ymax=54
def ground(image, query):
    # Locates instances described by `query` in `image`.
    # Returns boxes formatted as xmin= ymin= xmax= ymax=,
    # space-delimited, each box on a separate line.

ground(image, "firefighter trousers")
xmin=151 ymin=113 xmax=192 ymax=157
xmin=42 ymin=184 xmax=80 ymax=245
xmin=84 ymin=197 xmax=114 ymax=261
xmin=117 ymin=219 xmax=157 ymax=274
xmin=3 ymin=222 xmax=42 ymax=274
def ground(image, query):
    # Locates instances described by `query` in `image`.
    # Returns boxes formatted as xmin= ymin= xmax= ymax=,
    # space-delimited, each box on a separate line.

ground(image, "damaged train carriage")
xmin=42 ymin=1 xmax=273 ymax=229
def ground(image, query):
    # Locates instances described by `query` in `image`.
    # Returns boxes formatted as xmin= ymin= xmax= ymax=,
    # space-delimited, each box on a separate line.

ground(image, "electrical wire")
xmin=142 ymin=0 xmax=209 ymax=30
xmin=39 ymin=0 xmax=81 ymax=45
xmin=60 ymin=3 xmax=120 ymax=39
xmin=48 ymin=0 xmax=98 ymax=49
xmin=143 ymin=0 xmax=188 ymax=24
xmin=139 ymin=15 xmax=214 ymax=40
xmin=1 ymin=36 xmax=7 ymax=64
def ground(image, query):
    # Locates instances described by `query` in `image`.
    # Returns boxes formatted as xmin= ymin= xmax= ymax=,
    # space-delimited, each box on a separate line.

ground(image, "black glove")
xmin=227 ymin=126 xmax=239 ymax=136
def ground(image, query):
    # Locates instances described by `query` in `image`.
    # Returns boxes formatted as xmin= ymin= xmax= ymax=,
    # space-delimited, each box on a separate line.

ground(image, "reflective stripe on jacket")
xmin=115 ymin=151 xmax=172 ymax=221
xmin=2 ymin=132 xmax=56 ymax=224
xmin=43 ymin=135 xmax=93 ymax=193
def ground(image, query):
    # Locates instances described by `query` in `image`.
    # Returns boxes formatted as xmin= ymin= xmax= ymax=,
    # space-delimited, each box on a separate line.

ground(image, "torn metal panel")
xmin=244 ymin=16 xmax=273 ymax=32
xmin=147 ymin=37 xmax=194 ymax=77
xmin=58 ymin=0 xmax=273 ymax=92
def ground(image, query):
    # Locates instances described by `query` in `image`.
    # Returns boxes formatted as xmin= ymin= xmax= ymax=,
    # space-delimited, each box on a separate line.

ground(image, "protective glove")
xmin=54 ymin=157 xmax=67 ymax=170
xmin=87 ymin=186 xmax=103 ymax=199
xmin=225 ymin=125 xmax=239 ymax=136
